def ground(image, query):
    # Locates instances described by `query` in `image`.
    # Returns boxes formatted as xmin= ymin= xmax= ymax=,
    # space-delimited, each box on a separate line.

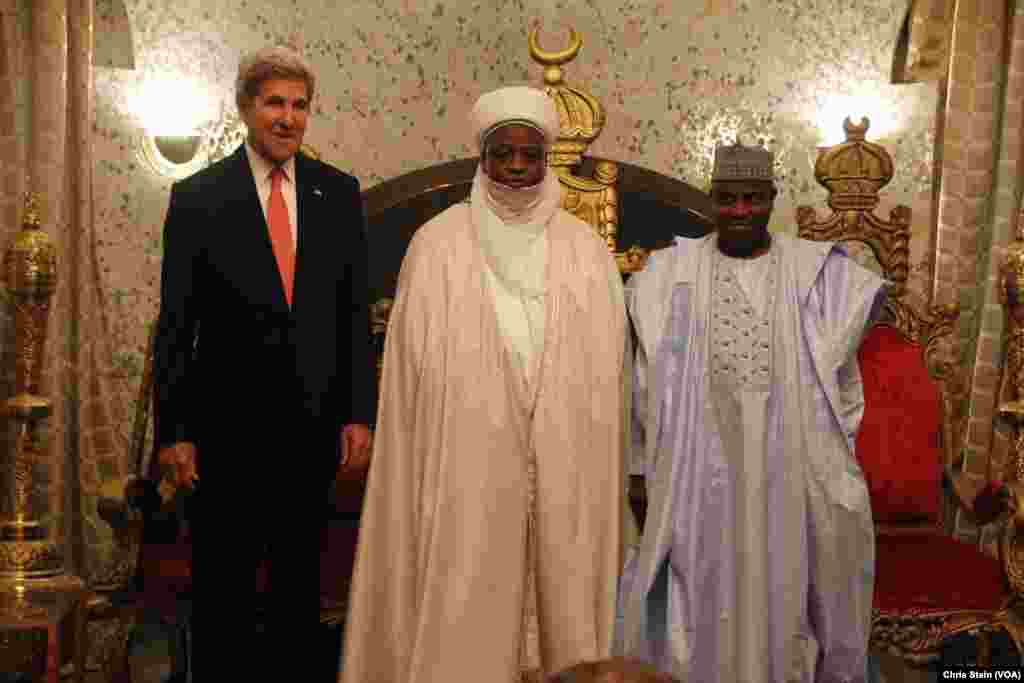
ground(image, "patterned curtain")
xmin=4 ymin=0 xmax=131 ymax=580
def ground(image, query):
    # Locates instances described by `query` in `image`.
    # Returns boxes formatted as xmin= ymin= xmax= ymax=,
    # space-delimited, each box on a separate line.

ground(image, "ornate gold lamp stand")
xmin=0 ymin=191 xmax=85 ymax=678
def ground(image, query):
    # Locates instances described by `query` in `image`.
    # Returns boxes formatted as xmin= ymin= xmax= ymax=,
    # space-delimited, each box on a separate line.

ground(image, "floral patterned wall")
xmin=91 ymin=0 xmax=936 ymax=466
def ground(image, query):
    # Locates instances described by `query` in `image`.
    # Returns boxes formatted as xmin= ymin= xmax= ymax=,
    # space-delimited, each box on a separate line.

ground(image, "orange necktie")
xmin=267 ymin=167 xmax=295 ymax=306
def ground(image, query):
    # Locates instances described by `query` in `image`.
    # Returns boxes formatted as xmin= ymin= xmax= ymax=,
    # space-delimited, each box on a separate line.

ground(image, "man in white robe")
xmin=340 ymin=86 xmax=631 ymax=683
xmin=616 ymin=141 xmax=886 ymax=682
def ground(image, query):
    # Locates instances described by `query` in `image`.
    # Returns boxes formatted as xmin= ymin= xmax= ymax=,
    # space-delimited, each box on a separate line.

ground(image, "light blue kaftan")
xmin=617 ymin=234 xmax=886 ymax=683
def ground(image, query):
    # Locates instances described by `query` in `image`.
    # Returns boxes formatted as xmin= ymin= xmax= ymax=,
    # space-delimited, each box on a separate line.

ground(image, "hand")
xmin=339 ymin=424 xmax=372 ymax=474
xmin=156 ymin=442 xmax=199 ymax=502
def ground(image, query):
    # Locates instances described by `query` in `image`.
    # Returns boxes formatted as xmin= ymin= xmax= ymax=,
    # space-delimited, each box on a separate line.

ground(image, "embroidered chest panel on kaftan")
xmin=710 ymin=248 xmax=778 ymax=393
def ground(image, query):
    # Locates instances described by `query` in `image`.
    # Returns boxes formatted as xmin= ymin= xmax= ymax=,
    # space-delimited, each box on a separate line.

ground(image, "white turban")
xmin=469 ymin=86 xmax=561 ymax=151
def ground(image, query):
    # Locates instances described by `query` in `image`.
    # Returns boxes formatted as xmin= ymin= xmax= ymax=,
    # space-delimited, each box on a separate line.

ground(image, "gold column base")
xmin=0 ymin=573 xmax=85 ymax=627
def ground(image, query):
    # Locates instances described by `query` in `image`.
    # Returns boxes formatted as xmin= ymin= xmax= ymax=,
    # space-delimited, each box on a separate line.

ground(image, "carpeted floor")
xmin=4 ymin=618 xmax=1015 ymax=681
xmin=120 ymin=621 xmax=172 ymax=683
xmin=110 ymin=617 xmax=344 ymax=683
xmin=97 ymin=628 xmax=1024 ymax=683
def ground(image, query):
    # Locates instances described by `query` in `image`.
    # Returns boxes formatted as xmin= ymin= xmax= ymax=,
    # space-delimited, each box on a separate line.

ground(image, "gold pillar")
xmin=0 ymin=190 xmax=83 ymax=624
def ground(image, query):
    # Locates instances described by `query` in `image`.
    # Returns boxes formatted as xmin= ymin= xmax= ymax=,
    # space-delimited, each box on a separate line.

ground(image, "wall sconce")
xmin=134 ymin=75 xmax=213 ymax=178
xmin=140 ymin=133 xmax=207 ymax=179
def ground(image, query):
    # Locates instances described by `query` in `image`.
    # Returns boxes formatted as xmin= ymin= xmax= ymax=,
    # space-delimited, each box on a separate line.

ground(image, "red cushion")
xmin=874 ymin=533 xmax=1005 ymax=613
xmin=856 ymin=325 xmax=943 ymax=522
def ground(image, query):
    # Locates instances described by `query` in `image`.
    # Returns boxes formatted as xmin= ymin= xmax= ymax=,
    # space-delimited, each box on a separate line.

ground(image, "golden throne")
xmin=796 ymin=117 xmax=1023 ymax=666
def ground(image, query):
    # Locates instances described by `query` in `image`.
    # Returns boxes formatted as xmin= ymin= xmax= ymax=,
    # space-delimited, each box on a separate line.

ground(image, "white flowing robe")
xmin=617 ymin=234 xmax=886 ymax=683
xmin=340 ymin=201 xmax=631 ymax=683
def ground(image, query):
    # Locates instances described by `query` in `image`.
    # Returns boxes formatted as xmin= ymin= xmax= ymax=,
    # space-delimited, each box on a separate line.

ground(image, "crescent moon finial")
xmin=529 ymin=25 xmax=583 ymax=67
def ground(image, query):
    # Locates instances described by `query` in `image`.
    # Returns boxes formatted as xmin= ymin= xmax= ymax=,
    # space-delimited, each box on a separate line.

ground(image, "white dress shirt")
xmin=245 ymin=142 xmax=298 ymax=246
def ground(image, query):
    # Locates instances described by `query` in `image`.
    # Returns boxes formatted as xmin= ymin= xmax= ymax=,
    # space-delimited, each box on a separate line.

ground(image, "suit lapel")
xmin=293 ymin=153 xmax=318 ymax=316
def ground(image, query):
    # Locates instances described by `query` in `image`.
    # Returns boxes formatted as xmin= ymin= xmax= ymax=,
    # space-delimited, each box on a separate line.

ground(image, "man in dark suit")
xmin=152 ymin=46 xmax=376 ymax=680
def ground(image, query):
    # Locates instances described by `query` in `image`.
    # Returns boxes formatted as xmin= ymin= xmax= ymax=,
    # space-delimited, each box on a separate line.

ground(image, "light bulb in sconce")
xmin=153 ymin=135 xmax=202 ymax=165
xmin=134 ymin=75 xmax=213 ymax=177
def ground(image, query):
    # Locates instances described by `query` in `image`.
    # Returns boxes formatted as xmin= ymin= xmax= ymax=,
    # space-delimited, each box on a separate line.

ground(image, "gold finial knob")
xmin=23 ymin=190 xmax=41 ymax=229
xmin=843 ymin=117 xmax=870 ymax=143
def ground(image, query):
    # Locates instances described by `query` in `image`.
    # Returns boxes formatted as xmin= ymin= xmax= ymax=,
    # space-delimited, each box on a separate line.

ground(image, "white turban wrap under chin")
xmin=470 ymin=86 xmax=561 ymax=150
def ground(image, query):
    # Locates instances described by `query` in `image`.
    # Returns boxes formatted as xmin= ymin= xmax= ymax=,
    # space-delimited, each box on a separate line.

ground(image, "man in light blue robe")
xmin=616 ymin=141 xmax=887 ymax=682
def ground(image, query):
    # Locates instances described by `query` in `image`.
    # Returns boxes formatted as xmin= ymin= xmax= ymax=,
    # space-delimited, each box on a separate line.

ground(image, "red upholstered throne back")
xmin=856 ymin=324 xmax=944 ymax=524
xmin=855 ymin=322 xmax=1007 ymax=615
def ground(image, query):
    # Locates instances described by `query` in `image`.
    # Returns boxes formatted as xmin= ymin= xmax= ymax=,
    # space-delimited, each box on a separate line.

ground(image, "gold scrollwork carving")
xmin=371 ymin=298 xmax=394 ymax=382
xmin=558 ymin=170 xmax=619 ymax=254
xmin=10 ymin=419 xmax=45 ymax=516
xmin=1001 ymin=509 xmax=1024 ymax=599
xmin=870 ymin=609 xmax=1008 ymax=665
xmin=615 ymin=246 xmax=656 ymax=275
xmin=999 ymin=203 xmax=1024 ymax=481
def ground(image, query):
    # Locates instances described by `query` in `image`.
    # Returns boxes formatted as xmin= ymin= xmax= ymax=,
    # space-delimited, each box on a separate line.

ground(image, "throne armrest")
xmin=96 ymin=475 xmax=164 ymax=530
xmin=93 ymin=474 xmax=187 ymax=588
xmin=1003 ymin=480 xmax=1024 ymax=530
xmin=90 ymin=477 xmax=151 ymax=592
xmin=997 ymin=480 xmax=1024 ymax=601
xmin=944 ymin=467 xmax=1011 ymax=526
xmin=123 ymin=474 xmax=164 ymax=517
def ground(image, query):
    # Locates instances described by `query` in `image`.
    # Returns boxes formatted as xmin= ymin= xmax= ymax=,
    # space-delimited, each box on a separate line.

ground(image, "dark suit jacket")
xmin=153 ymin=145 xmax=377 ymax=487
